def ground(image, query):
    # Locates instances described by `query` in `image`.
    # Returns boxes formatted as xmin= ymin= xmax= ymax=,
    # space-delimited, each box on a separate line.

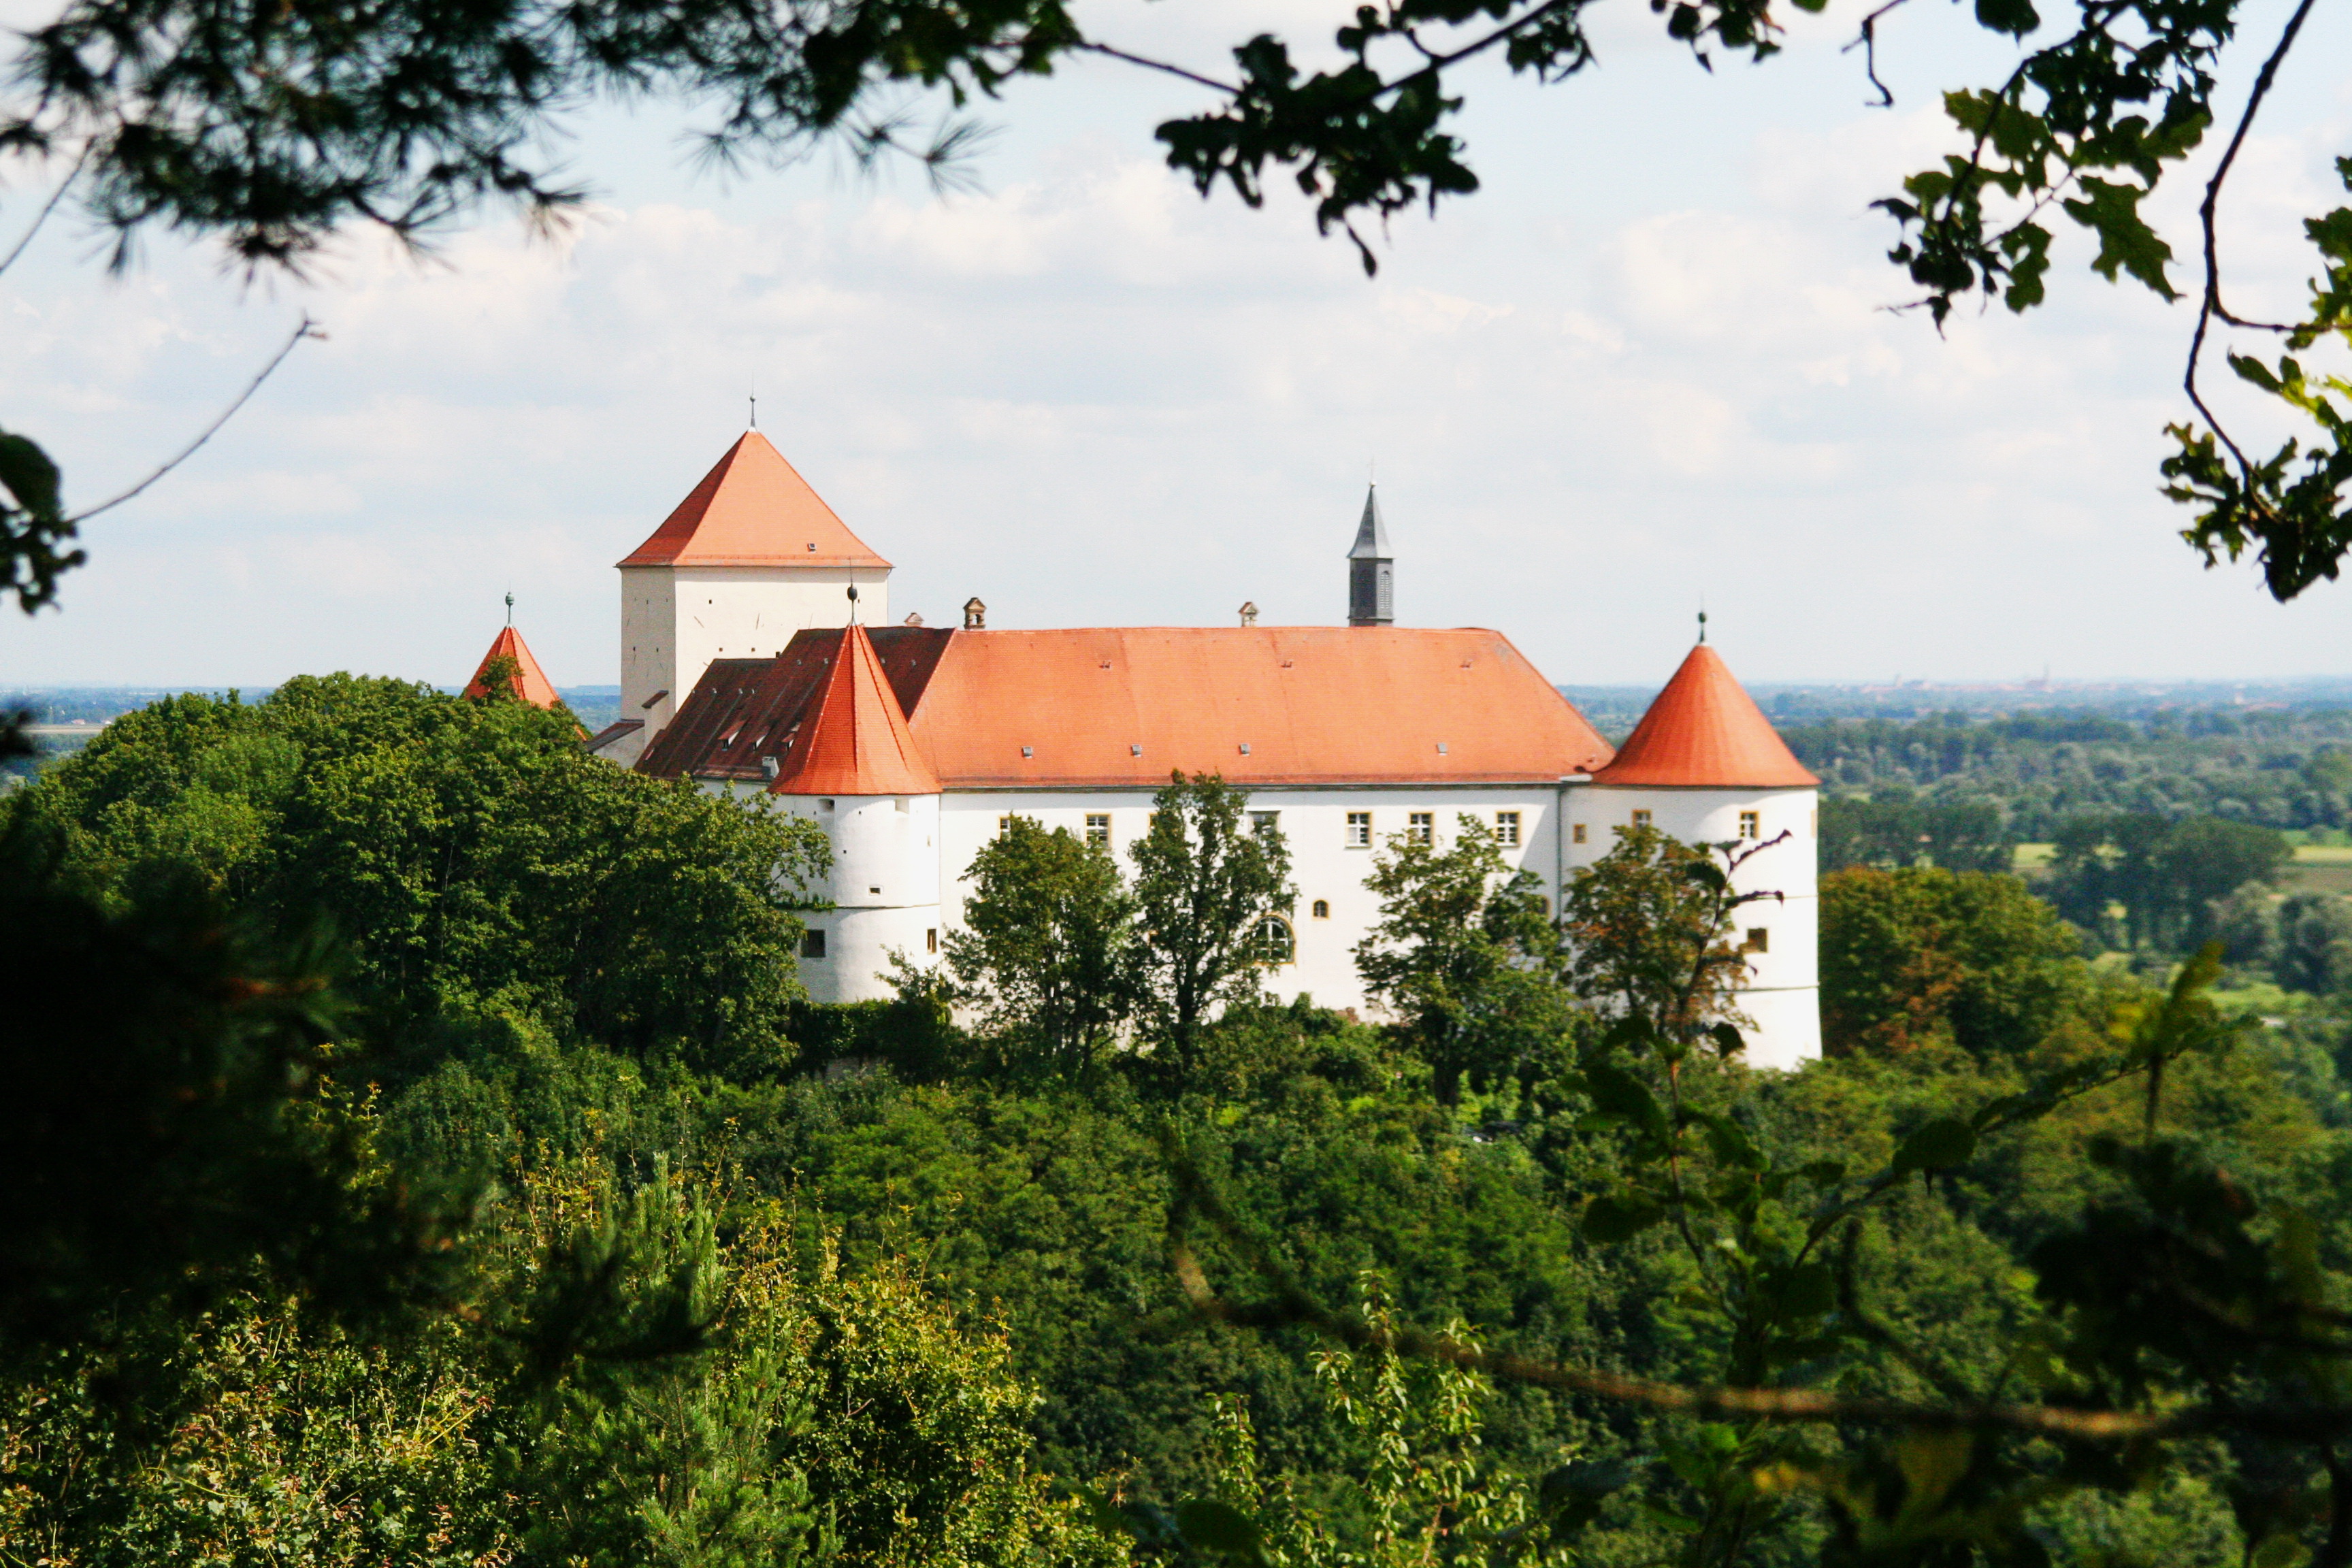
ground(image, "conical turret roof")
xmin=619 ymin=431 xmax=892 ymax=570
xmin=463 ymin=625 xmax=561 ymax=708
xmin=770 ymin=623 xmax=939 ymax=796
xmin=1592 ymin=643 xmax=1818 ymax=788
xmin=1348 ymin=485 xmax=1390 ymax=560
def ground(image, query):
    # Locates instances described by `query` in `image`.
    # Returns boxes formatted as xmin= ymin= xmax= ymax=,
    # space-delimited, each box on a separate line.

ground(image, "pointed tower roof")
xmin=1592 ymin=644 xmax=1818 ymax=788
xmin=1349 ymin=485 xmax=1390 ymax=560
xmin=770 ymin=624 xmax=939 ymax=795
xmin=463 ymin=625 xmax=561 ymax=708
xmin=619 ymin=431 xmax=892 ymax=570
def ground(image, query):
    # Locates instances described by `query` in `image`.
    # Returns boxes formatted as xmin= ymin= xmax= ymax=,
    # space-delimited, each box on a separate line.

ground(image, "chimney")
xmin=1239 ymin=601 xmax=1259 ymax=627
xmin=962 ymin=597 xmax=987 ymax=630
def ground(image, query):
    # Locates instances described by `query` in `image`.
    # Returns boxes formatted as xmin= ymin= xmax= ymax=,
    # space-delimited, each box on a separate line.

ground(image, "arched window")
xmin=1252 ymin=917 xmax=1296 ymax=964
xmin=1311 ymin=899 xmax=1330 ymax=919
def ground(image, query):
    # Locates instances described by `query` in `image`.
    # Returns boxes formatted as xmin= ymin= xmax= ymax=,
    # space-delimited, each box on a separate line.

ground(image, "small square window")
xmin=1738 ymin=811 xmax=1760 ymax=840
xmin=1745 ymin=927 xmax=1769 ymax=953
xmin=800 ymin=929 xmax=828 ymax=959
xmin=1085 ymin=813 xmax=1111 ymax=847
xmin=1496 ymin=811 xmax=1521 ymax=847
xmin=1311 ymin=898 xmax=1330 ymax=919
xmin=1250 ymin=811 xmax=1280 ymax=840
xmin=998 ymin=814 xmax=1016 ymax=836
xmin=1572 ymin=823 xmax=1588 ymax=845
xmin=1346 ymin=812 xmax=1372 ymax=847
xmin=1632 ymin=810 xmax=1653 ymax=829
xmin=1408 ymin=812 xmax=1435 ymax=845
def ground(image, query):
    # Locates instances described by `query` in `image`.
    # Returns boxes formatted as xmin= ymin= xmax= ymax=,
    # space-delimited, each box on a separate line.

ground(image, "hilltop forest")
xmin=8 ymin=676 xmax=2352 ymax=1566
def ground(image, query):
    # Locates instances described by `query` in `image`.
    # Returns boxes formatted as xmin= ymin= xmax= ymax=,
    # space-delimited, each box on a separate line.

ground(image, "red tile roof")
xmin=640 ymin=626 xmax=1613 ymax=788
xmin=463 ymin=625 xmax=561 ymax=708
xmin=769 ymin=623 xmax=940 ymax=796
xmin=1591 ymin=644 xmax=1818 ymax=789
xmin=618 ymin=431 xmax=892 ymax=570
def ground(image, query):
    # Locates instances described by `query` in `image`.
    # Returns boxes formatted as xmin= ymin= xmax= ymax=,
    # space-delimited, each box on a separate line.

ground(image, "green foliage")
xmin=942 ymin=814 xmax=1139 ymax=1075
xmin=0 ymin=815 xmax=451 ymax=1346
xmin=1129 ymin=772 xmax=1296 ymax=1077
xmin=9 ymin=676 xmax=827 ymax=1074
xmin=1820 ymin=792 xmax=2014 ymax=875
xmin=2048 ymin=810 xmax=2289 ymax=951
xmin=1820 ymin=866 xmax=2099 ymax=1060
xmin=1354 ymin=813 xmax=1568 ymax=1102
xmin=1558 ymin=823 xmax=1756 ymax=1049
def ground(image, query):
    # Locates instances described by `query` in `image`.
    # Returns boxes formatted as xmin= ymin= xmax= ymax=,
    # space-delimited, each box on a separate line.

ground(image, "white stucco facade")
xmin=757 ymin=774 xmax=1821 ymax=1068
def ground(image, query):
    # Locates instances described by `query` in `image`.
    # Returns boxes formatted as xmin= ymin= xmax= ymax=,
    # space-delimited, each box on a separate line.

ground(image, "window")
xmin=1744 ymin=927 xmax=1769 ymax=954
xmin=800 ymin=929 xmax=828 ymax=959
xmin=1409 ymin=812 xmax=1435 ymax=845
xmin=1250 ymin=811 xmax=1281 ymax=841
xmin=1738 ymin=810 xmax=1760 ymax=840
xmin=1346 ymin=812 xmax=1372 ymax=847
xmin=998 ymin=814 xmax=1015 ymax=836
xmin=1252 ymin=917 xmax=1296 ymax=964
xmin=926 ymin=928 xmax=938 ymax=953
xmin=1496 ymin=811 xmax=1521 ymax=847
xmin=1632 ymin=809 xmax=1653 ymax=829
xmin=1572 ymin=823 xmax=1588 ymax=845
xmin=1311 ymin=899 xmax=1330 ymax=919
xmin=1086 ymin=813 xmax=1111 ymax=847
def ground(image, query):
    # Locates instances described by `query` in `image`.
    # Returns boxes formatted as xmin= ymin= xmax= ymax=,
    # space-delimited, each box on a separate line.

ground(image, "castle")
xmin=473 ymin=430 xmax=1824 ymax=1068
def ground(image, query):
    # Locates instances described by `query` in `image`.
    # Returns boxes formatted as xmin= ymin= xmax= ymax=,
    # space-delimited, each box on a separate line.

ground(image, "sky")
xmin=5 ymin=0 xmax=2352 ymax=690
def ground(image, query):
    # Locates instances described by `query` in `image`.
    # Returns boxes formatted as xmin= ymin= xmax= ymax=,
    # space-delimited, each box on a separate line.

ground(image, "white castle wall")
xmin=930 ymin=784 xmax=1571 ymax=1019
xmin=618 ymin=564 xmax=889 ymax=766
xmin=715 ymin=783 xmax=942 ymax=1004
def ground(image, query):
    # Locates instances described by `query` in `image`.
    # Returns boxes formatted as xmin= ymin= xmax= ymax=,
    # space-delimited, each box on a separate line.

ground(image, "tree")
xmin=1820 ymin=792 xmax=2014 ymax=877
xmin=1557 ymin=823 xmax=1759 ymax=1051
xmin=2047 ymin=812 xmax=2289 ymax=953
xmin=943 ymin=815 xmax=1138 ymax=1075
xmin=2272 ymin=892 xmax=2352 ymax=995
xmin=1352 ymin=813 xmax=1567 ymax=1102
xmin=1819 ymin=864 xmax=2095 ymax=1060
xmin=8 ymin=676 xmax=828 ymax=1075
xmin=1129 ymin=772 xmax=1295 ymax=1079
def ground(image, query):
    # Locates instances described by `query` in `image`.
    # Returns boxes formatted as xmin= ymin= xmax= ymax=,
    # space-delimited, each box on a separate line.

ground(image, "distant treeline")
xmin=1787 ymin=708 xmax=2352 ymax=837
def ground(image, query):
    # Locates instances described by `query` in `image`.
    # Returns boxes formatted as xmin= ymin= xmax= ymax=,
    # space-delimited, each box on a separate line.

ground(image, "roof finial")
xmin=1697 ymin=607 xmax=1708 ymax=644
xmin=846 ymin=583 xmax=860 ymax=625
xmin=749 ymin=372 xmax=757 ymax=430
xmin=505 ymin=590 xmax=514 ymax=627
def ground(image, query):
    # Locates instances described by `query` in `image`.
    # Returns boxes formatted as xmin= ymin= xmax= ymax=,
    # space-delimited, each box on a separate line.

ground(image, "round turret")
xmin=1569 ymin=642 xmax=1820 ymax=1069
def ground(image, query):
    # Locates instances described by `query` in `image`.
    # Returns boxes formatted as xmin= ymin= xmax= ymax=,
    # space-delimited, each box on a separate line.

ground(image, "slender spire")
xmin=1348 ymin=484 xmax=1393 ymax=626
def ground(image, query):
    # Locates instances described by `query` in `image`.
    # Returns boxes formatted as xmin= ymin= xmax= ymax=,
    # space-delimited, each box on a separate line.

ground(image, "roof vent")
xmin=761 ymin=755 xmax=781 ymax=779
xmin=904 ymin=611 xmax=925 ymax=627
xmin=1022 ymin=746 xmax=1033 ymax=758
xmin=963 ymin=598 xmax=986 ymax=630
xmin=1239 ymin=742 xmax=1252 ymax=755
xmin=806 ymin=542 xmax=817 ymax=551
xmin=1239 ymin=601 xmax=1258 ymax=627
xmin=1130 ymin=744 xmax=1143 ymax=757
xmin=1437 ymin=742 xmax=1449 ymax=755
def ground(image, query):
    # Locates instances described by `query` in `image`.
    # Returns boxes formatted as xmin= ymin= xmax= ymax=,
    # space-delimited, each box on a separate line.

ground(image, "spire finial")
xmin=1697 ymin=608 xmax=1708 ymax=644
xmin=749 ymin=383 xmax=757 ymax=429
xmin=505 ymin=590 xmax=514 ymax=627
xmin=846 ymin=583 xmax=860 ymax=625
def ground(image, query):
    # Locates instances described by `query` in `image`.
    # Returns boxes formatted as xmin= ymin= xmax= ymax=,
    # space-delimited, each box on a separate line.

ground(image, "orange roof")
xmin=638 ymin=626 xmax=1613 ymax=788
xmin=769 ymin=623 xmax=940 ymax=795
xmin=463 ymin=625 xmax=561 ymax=708
xmin=619 ymin=431 xmax=892 ymax=570
xmin=1591 ymin=644 xmax=1818 ymax=789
